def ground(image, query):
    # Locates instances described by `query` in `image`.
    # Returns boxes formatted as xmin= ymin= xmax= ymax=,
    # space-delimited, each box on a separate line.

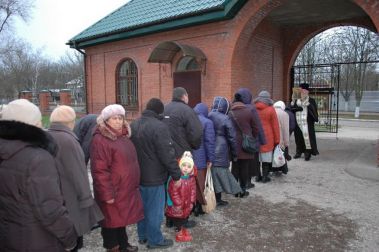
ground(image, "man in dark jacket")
xmin=0 ymin=99 xmax=77 ymax=251
xmin=131 ymin=98 xmax=181 ymax=250
xmin=163 ymin=87 xmax=203 ymax=158
xmin=73 ymin=114 xmax=97 ymax=165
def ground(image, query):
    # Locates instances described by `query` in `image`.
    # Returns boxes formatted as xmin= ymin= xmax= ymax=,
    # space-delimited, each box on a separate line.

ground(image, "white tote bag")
xmin=202 ymin=167 xmax=216 ymax=213
xmin=272 ymin=145 xmax=286 ymax=168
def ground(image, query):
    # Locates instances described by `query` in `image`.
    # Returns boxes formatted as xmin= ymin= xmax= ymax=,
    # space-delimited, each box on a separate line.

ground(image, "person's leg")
xmin=117 ymin=227 xmax=138 ymax=252
xmin=239 ymin=160 xmax=250 ymax=197
xmin=137 ymin=187 xmax=147 ymax=243
xmin=262 ymin=162 xmax=271 ymax=183
xmin=70 ymin=236 xmax=83 ymax=252
xmin=101 ymin=227 xmax=119 ymax=251
xmin=232 ymin=160 xmax=241 ymax=197
xmin=215 ymin=192 xmax=228 ymax=206
xmin=142 ymin=185 xmax=166 ymax=246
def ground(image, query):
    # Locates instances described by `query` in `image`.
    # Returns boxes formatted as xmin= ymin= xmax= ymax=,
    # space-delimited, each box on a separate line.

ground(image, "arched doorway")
xmin=173 ymin=56 xmax=202 ymax=108
xmin=148 ymin=41 xmax=206 ymax=107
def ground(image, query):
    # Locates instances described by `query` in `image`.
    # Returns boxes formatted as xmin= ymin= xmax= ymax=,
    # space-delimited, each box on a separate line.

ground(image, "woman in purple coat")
xmin=192 ymin=103 xmax=215 ymax=215
xmin=91 ymin=104 xmax=143 ymax=252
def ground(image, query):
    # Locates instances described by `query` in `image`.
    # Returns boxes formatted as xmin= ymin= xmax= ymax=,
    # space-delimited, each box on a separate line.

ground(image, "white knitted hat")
xmin=1 ymin=99 xmax=42 ymax=126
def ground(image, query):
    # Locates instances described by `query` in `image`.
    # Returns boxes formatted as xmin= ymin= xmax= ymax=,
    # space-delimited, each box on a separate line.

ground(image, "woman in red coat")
xmin=165 ymin=151 xmax=196 ymax=243
xmin=91 ymin=104 xmax=144 ymax=252
xmin=254 ymin=91 xmax=280 ymax=183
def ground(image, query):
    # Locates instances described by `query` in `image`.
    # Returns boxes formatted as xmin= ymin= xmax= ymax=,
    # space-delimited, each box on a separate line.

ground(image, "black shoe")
xmin=255 ymin=176 xmax=262 ymax=182
xmin=120 ymin=244 xmax=139 ymax=252
xmin=262 ymin=176 xmax=271 ymax=183
xmin=239 ymin=191 xmax=250 ymax=198
xmin=304 ymin=152 xmax=311 ymax=161
xmin=216 ymin=200 xmax=229 ymax=206
xmin=193 ymin=203 xmax=205 ymax=216
xmin=165 ymin=219 xmax=173 ymax=228
xmin=138 ymin=239 xmax=147 ymax=245
xmin=184 ymin=219 xmax=196 ymax=228
xmin=293 ymin=153 xmax=302 ymax=159
xmin=147 ymin=239 xmax=173 ymax=250
xmin=246 ymin=181 xmax=255 ymax=189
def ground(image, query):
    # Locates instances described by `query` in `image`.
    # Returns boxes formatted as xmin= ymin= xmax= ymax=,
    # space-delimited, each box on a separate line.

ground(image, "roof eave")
xmin=67 ymin=0 xmax=247 ymax=49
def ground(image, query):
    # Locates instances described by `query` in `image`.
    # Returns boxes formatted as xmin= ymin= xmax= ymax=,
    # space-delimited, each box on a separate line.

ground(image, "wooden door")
xmin=173 ymin=71 xmax=201 ymax=108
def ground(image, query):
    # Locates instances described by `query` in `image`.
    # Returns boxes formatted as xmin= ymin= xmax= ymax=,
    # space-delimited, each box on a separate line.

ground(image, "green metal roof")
xmin=68 ymin=0 xmax=246 ymax=49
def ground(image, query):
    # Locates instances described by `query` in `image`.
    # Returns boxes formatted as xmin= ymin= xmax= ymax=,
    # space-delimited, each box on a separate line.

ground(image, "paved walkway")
xmin=83 ymin=120 xmax=379 ymax=252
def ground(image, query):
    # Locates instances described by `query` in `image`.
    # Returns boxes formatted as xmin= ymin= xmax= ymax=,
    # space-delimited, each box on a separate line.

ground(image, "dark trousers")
xmin=232 ymin=159 xmax=250 ymax=191
xmin=166 ymin=216 xmax=188 ymax=231
xmin=101 ymin=227 xmax=128 ymax=250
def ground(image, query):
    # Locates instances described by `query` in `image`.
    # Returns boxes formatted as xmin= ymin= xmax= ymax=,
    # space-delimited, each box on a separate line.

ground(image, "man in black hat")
xmin=290 ymin=83 xmax=319 ymax=161
xmin=131 ymin=98 xmax=181 ymax=249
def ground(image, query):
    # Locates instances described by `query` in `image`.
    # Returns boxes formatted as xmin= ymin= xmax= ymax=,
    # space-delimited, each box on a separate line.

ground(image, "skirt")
xmin=259 ymin=151 xmax=273 ymax=163
xmin=195 ymin=169 xmax=206 ymax=204
xmin=211 ymin=166 xmax=241 ymax=194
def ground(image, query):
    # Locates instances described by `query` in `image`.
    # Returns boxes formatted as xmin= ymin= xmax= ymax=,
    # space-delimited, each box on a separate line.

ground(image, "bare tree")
xmin=0 ymin=0 xmax=34 ymax=35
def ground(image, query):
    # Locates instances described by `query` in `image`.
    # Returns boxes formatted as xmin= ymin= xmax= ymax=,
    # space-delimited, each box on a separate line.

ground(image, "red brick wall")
xmin=84 ymin=0 xmax=379 ymax=119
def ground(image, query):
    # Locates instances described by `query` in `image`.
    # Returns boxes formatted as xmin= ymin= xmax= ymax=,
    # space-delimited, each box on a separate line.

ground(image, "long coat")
xmin=291 ymin=97 xmax=319 ymax=155
xmin=208 ymin=96 xmax=237 ymax=167
xmin=90 ymin=118 xmax=144 ymax=228
xmin=165 ymin=175 xmax=196 ymax=219
xmin=274 ymin=107 xmax=290 ymax=147
xmin=255 ymin=102 xmax=280 ymax=153
xmin=229 ymin=101 xmax=258 ymax=159
xmin=192 ymin=103 xmax=215 ymax=170
xmin=0 ymin=121 xmax=77 ymax=251
xmin=48 ymin=122 xmax=103 ymax=236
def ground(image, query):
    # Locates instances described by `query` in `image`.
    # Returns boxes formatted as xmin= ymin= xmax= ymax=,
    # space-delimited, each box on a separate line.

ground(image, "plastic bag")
xmin=272 ymin=145 xmax=286 ymax=168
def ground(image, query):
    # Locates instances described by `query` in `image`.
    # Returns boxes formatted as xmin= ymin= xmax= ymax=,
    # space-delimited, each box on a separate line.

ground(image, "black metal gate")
xmin=291 ymin=64 xmax=340 ymax=133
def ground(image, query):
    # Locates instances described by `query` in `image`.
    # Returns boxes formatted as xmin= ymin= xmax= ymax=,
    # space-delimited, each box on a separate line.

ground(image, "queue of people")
xmin=0 ymin=84 xmax=318 ymax=251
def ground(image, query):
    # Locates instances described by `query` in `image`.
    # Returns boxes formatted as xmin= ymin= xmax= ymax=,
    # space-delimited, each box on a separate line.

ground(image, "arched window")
xmin=116 ymin=59 xmax=138 ymax=108
xmin=176 ymin=56 xmax=200 ymax=72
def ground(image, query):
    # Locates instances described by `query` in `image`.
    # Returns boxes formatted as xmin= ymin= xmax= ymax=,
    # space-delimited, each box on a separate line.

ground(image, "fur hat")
xmin=299 ymin=83 xmax=310 ymax=91
xmin=146 ymin=98 xmax=164 ymax=114
xmin=101 ymin=104 xmax=125 ymax=121
xmin=50 ymin=105 xmax=76 ymax=123
xmin=1 ymin=99 xmax=42 ymax=127
xmin=274 ymin=101 xmax=285 ymax=110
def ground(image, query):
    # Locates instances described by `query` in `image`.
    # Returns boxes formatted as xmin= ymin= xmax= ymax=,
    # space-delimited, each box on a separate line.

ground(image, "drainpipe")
xmin=73 ymin=43 xmax=89 ymax=114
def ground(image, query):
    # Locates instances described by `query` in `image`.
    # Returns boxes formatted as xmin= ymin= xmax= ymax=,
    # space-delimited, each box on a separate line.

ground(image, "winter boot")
xmin=107 ymin=245 xmax=120 ymax=252
xmin=255 ymin=163 xmax=263 ymax=182
xmin=175 ymin=228 xmax=192 ymax=242
xmin=304 ymin=151 xmax=311 ymax=161
xmin=262 ymin=163 xmax=271 ymax=183
xmin=193 ymin=202 xmax=205 ymax=216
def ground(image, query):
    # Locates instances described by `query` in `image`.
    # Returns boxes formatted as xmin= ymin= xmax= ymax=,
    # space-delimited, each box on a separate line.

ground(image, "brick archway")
xmin=228 ymin=0 xmax=379 ymax=101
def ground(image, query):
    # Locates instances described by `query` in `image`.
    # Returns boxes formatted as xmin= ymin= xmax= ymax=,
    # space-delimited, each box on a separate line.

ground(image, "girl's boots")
xmin=175 ymin=227 xmax=192 ymax=242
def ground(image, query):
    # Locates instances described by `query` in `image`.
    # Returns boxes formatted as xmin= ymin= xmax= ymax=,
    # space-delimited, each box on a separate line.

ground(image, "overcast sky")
xmin=15 ymin=0 xmax=129 ymax=60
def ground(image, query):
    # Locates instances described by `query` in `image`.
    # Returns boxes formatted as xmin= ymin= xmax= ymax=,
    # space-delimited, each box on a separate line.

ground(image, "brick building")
xmin=67 ymin=0 xmax=379 ymax=118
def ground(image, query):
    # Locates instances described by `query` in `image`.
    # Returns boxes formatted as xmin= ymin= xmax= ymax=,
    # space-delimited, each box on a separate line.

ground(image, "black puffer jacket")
xmin=0 ymin=121 xmax=77 ymax=252
xmin=131 ymin=110 xmax=181 ymax=186
xmin=163 ymin=99 xmax=203 ymax=158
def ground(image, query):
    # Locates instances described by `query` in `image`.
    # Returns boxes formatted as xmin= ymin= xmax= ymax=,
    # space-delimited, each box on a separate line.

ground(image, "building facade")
xmin=67 ymin=0 xmax=379 ymax=118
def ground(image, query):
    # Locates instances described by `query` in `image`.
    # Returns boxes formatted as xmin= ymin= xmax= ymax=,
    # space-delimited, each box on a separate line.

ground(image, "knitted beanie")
xmin=50 ymin=105 xmax=76 ymax=123
xmin=1 ymin=99 xmax=42 ymax=126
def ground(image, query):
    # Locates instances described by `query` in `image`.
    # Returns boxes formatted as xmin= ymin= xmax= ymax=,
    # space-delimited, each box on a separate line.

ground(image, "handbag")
xmin=202 ymin=167 xmax=216 ymax=213
xmin=272 ymin=145 xmax=286 ymax=167
xmin=230 ymin=111 xmax=259 ymax=153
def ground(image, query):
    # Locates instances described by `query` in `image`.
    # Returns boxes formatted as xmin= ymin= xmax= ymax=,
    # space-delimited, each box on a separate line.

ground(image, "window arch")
xmin=176 ymin=56 xmax=201 ymax=72
xmin=116 ymin=58 xmax=138 ymax=108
